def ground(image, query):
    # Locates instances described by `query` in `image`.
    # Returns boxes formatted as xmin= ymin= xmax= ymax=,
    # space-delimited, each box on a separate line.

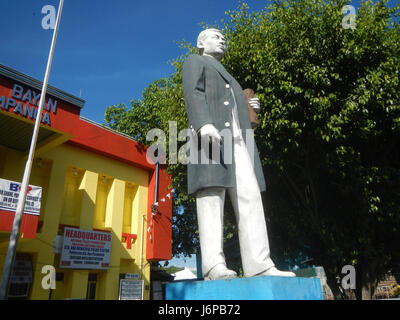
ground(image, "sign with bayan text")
xmin=0 ymin=83 xmax=58 ymax=126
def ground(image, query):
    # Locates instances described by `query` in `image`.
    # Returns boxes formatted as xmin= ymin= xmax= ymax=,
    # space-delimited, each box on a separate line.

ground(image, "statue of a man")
xmin=182 ymin=28 xmax=296 ymax=280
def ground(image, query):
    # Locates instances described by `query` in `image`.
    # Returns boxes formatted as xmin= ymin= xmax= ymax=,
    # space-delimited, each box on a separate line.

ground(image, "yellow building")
xmin=0 ymin=64 xmax=172 ymax=300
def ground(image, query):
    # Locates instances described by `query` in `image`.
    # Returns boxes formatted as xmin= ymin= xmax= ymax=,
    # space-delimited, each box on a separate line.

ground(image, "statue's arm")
xmin=182 ymin=55 xmax=213 ymax=132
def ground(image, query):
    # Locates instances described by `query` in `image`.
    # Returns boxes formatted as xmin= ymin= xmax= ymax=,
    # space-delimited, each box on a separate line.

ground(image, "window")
xmin=8 ymin=283 xmax=30 ymax=299
xmin=86 ymin=273 xmax=97 ymax=300
xmin=8 ymin=253 xmax=32 ymax=299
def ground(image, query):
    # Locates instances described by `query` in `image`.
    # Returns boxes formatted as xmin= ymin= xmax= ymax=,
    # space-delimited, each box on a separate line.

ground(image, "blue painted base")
xmin=165 ymin=276 xmax=323 ymax=300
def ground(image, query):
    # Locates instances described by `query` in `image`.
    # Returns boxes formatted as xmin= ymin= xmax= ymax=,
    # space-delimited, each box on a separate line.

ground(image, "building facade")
xmin=0 ymin=64 xmax=172 ymax=300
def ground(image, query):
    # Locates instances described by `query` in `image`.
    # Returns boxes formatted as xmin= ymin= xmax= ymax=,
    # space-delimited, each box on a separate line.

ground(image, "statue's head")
xmin=197 ymin=28 xmax=226 ymax=60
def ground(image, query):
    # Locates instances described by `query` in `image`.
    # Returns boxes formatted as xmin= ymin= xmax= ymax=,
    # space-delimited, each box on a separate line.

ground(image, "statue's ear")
xmin=197 ymin=40 xmax=204 ymax=54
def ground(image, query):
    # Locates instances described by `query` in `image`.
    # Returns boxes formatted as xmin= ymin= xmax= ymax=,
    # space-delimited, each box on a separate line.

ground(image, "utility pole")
xmin=0 ymin=0 xmax=64 ymax=300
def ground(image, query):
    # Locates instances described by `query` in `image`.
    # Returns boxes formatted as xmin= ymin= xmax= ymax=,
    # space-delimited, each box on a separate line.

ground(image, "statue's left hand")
xmin=249 ymin=98 xmax=261 ymax=113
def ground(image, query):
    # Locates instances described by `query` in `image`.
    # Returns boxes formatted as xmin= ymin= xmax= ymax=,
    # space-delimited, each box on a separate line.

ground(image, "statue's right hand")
xmin=199 ymin=124 xmax=222 ymax=144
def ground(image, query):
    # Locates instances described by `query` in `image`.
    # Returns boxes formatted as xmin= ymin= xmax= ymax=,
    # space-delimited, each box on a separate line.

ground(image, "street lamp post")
xmin=0 ymin=0 xmax=65 ymax=300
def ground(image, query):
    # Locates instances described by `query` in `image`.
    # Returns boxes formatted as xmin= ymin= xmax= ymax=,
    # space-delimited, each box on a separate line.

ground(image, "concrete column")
xmin=66 ymin=270 xmax=88 ymax=299
xmin=40 ymin=161 xmax=67 ymax=243
xmin=98 ymin=178 xmax=125 ymax=300
xmin=29 ymin=161 xmax=67 ymax=299
xmin=29 ymin=249 xmax=53 ymax=300
xmin=78 ymin=170 xmax=98 ymax=230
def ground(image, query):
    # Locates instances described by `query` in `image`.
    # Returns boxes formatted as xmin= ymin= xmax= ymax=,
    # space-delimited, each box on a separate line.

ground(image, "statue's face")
xmin=198 ymin=30 xmax=226 ymax=59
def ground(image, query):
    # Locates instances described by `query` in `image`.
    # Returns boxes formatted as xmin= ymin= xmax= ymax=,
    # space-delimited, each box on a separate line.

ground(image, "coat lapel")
xmin=202 ymin=55 xmax=233 ymax=84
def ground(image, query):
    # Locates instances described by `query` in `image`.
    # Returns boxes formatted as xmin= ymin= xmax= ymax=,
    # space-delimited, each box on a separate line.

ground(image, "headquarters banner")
xmin=60 ymin=227 xmax=112 ymax=270
xmin=0 ymin=178 xmax=42 ymax=215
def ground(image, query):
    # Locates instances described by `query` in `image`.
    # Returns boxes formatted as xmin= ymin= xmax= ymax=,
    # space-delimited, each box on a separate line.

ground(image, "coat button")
xmin=224 ymin=101 xmax=229 ymax=106
xmin=225 ymin=122 xmax=230 ymax=127
xmin=226 ymin=84 xmax=230 ymax=89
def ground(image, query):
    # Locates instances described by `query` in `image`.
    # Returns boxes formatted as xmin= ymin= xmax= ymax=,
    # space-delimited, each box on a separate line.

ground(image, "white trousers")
xmin=196 ymin=125 xmax=275 ymax=277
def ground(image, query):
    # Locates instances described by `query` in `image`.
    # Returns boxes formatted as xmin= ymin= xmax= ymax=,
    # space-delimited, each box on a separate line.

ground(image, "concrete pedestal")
xmin=165 ymin=276 xmax=323 ymax=300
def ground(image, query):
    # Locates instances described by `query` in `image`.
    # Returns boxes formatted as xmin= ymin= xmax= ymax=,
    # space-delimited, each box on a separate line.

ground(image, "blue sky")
xmin=0 ymin=0 xmax=270 ymax=124
xmin=1 ymin=0 xmax=391 ymax=125
xmin=169 ymin=254 xmax=198 ymax=272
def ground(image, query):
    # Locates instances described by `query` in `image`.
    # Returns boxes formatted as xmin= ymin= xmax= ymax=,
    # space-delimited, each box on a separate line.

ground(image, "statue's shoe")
xmin=204 ymin=264 xmax=237 ymax=280
xmin=257 ymin=266 xmax=296 ymax=277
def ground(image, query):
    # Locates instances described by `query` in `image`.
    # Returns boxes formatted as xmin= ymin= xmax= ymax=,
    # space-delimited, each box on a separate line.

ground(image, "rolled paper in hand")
xmin=244 ymin=88 xmax=259 ymax=128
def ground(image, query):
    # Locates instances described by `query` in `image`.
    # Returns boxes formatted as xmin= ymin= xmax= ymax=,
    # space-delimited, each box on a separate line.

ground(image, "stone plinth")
xmin=165 ymin=276 xmax=323 ymax=300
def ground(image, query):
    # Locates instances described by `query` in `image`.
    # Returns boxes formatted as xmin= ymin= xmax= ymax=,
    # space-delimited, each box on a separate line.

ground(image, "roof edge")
xmin=79 ymin=116 xmax=141 ymax=143
xmin=0 ymin=63 xmax=85 ymax=109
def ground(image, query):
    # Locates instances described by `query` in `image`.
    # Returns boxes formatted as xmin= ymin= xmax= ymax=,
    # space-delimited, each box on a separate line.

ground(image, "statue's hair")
xmin=197 ymin=28 xmax=223 ymax=54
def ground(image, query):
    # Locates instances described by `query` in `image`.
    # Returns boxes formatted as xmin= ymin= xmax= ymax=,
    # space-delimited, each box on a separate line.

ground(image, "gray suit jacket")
xmin=182 ymin=54 xmax=266 ymax=195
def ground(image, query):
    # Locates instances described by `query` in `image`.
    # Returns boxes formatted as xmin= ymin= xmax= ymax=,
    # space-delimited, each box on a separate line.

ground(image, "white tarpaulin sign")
xmin=60 ymin=227 xmax=112 ymax=270
xmin=119 ymin=280 xmax=144 ymax=300
xmin=0 ymin=178 xmax=42 ymax=215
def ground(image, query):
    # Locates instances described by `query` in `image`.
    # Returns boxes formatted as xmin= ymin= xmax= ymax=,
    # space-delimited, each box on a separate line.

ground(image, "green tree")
xmin=220 ymin=0 xmax=400 ymax=299
xmin=105 ymin=0 xmax=400 ymax=299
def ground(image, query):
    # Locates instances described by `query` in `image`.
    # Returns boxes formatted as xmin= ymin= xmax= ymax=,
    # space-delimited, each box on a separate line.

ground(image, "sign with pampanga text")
xmin=0 ymin=83 xmax=58 ymax=126
xmin=60 ymin=227 xmax=112 ymax=270
xmin=0 ymin=178 xmax=42 ymax=215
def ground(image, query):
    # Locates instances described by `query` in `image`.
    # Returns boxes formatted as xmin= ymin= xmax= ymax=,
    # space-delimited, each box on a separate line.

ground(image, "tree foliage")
xmin=104 ymin=0 xmax=400 ymax=299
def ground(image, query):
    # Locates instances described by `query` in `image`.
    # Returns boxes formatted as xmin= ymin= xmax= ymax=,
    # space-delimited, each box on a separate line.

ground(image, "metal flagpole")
xmin=0 ymin=0 xmax=64 ymax=300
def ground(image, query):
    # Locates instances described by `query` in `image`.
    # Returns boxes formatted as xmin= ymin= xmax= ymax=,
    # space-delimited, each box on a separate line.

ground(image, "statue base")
xmin=165 ymin=275 xmax=323 ymax=300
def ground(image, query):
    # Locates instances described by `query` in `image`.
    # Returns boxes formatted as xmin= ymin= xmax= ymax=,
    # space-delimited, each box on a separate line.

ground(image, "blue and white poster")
xmin=0 ymin=178 xmax=42 ymax=215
